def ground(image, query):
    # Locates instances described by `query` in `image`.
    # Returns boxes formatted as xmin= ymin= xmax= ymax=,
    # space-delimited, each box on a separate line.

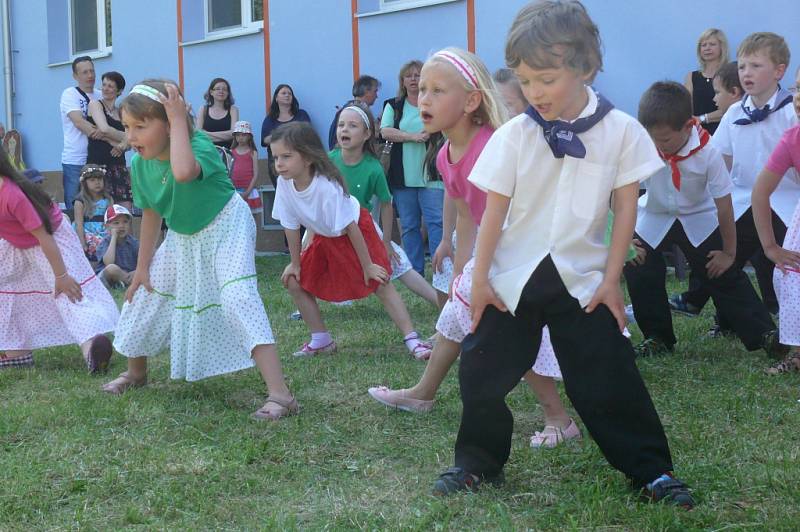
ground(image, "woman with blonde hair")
xmin=684 ymin=28 xmax=730 ymax=134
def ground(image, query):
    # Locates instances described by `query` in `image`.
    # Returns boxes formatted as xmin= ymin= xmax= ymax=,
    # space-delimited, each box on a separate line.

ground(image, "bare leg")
xmin=252 ymin=343 xmax=295 ymax=417
xmin=102 ymin=356 xmax=148 ymax=394
xmin=406 ymin=333 xmax=461 ymax=400
xmin=523 ymin=370 xmax=571 ymax=428
xmin=286 ymin=277 xmax=327 ymax=333
xmin=398 ymin=269 xmax=438 ymax=306
xmin=374 ymin=282 xmax=416 ymax=336
xmin=101 ymin=264 xmax=125 ymax=287
xmin=436 ymin=290 xmax=448 ymax=309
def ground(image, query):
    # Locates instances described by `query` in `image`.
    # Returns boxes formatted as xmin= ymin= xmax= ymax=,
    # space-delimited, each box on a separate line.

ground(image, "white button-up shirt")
xmin=712 ymin=88 xmax=800 ymax=224
xmin=468 ymin=88 xmax=664 ymax=311
xmin=637 ymin=127 xmax=733 ymax=248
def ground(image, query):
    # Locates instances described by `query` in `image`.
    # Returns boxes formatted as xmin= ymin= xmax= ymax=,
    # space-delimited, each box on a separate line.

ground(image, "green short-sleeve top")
xmin=329 ymin=148 xmax=392 ymax=209
xmin=131 ymin=131 xmax=234 ymax=234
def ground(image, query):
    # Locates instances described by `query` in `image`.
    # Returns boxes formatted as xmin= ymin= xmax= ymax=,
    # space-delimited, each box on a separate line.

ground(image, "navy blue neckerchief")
xmin=525 ymin=90 xmax=615 ymax=159
xmin=734 ymin=88 xmax=793 ymax=125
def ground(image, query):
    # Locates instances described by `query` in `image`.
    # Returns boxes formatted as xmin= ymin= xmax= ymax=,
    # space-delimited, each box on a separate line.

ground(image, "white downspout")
xmin=1 ymin=0 xmax=12 ymax=129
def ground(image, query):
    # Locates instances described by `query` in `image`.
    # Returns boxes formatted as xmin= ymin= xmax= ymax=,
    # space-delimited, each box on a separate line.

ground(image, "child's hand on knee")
xmin=364 ymin=263 xmax=389 ymax=286
xmin=585 ymin=280 xmax=626 ymax=332
xmin=281 ymin=263 xmax=301 ymax=287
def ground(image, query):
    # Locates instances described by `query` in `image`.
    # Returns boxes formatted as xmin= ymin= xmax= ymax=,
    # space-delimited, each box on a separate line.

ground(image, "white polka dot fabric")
xmin=113 ymin=195 xmax=274 ymax=381
xmin=432 ymin=233 xmax=458 ymax=294
xmin=776 ymin=201 xmax=800 ymax=346
xmin=371 ymin=220 xmax=412 ymax=280
xmin=0 ymin=222 xmax=119 ymax=350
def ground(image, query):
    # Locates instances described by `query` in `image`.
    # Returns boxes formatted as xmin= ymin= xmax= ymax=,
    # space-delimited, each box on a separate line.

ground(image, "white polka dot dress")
xmin=776 ymin=200 xmax=800 ymax=346
xmin=371 ymin=220 xmax=412 ymax=280
xmin=435 ymin=258 xmax=562 ymax=379
xmin=0 ymin=221 xmax=119 ymax=350
xmin=113 ymin=195 xmax=274 ymax=381
xmin=432 ymin=233 xmax=457 ymax=294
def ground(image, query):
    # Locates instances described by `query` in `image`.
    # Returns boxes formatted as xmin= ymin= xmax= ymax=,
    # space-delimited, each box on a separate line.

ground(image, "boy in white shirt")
xmin=675 ymin=33 xmax=799 ymax=334
xmin=431 ymin=0 xmax=693 ymax=509
xmin=625 ymin=81 xmax=782 ymax=358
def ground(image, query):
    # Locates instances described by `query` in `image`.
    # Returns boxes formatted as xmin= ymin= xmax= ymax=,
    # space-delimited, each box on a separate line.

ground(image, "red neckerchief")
xmin=658 ymin=119 xmax=710 ymax=190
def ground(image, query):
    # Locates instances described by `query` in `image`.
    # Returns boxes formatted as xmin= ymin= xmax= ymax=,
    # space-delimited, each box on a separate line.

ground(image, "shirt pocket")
xmin=571 ymin=160 xmax=617 ymax=219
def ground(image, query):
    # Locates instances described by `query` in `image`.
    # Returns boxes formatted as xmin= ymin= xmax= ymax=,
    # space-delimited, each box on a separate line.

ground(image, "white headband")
xmin=433 ymin=50 xmax=479 ymax=88
xmin=130 ymin=84 xmax=163 ymax=103
xmin=342 ymin=105 xmax=371 ymax=130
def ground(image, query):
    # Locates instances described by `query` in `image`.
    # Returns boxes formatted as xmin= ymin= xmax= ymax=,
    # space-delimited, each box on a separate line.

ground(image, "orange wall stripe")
xmin=263 ymin=0 xmax=271 ymax=109
xmin=351 ymin=0 xmax=360 ymax=80
xmin=177 ymin=0 xmax=185 ymax=91
xmin=466 ymin=0 xmax=475 ymax=52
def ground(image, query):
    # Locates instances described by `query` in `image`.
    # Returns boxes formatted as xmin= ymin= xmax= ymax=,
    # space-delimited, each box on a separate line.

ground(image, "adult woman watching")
xmin=684 ymin=28 xmax=729 ymax=134
xmin=260 ymin=84 xmax=311 ymax=184
xmin=196 ymin=77 xmax=240 ymax=146
xmin=87 ymin=71 xmax=131 ymax=209
xmin=380 ymin=60 xmax=444 ymax=276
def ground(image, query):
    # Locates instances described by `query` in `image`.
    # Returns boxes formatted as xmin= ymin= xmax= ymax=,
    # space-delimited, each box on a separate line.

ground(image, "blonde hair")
xmin=119 ymin=78 xmax=194 ymax=137
xmin=396 ymin=60 xmax=423 ymax=99
xmin=737 ymin=32 xmax=790 ymax=67
xmin=696 ymin=28 xmax=730 ymax=70
xmin=423 ymin=47 xmax=508 ymax=130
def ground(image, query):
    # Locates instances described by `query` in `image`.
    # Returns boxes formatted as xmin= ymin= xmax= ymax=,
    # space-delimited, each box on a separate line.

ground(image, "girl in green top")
xmin=103 ymin=79 xmax=297 ymax=421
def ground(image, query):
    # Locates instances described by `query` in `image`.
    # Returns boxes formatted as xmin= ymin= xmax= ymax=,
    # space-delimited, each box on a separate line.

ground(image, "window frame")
xmin=378 ymin=0 xmax=456 ymax=13
xmin=205 ymin=0 xmax=264 ymax=38
xmin=67 ymin=0 xmax=112 ymax=59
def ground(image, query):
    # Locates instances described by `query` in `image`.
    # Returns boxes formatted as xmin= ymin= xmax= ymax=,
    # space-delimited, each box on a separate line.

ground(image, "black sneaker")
xmin=668 ymin=294 xmax=701 ymax=317
xmin=432 ymin=467 xmax=504 ymax=496
xmin=634 ymin=338 xmax=674 ymax=358
xmin=762 ymin=329 xmax=790 ymax=360
xmin=641 ymin=474 xmax=695 ymax=510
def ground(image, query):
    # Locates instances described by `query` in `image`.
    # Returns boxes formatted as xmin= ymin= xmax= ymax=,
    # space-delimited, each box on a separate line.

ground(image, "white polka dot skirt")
xmin=432 ymin=233 xmax=457 ymax=294
xmin=371 ymin=220 xmax=412 ymax=280
xmin=113 ymin=195 xmax=274 ymax=382
xmin=776 ymin=201 xmax=800 ymax=346
xmin=435 ymin=257 xmax=563 ymax=379
xmin=0 ymin=221 xmax=119 ymax=351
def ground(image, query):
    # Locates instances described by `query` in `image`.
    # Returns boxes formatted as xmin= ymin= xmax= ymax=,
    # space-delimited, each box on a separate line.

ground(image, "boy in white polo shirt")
xmin=431 ymin=0 xmax=693 ymax=509
xmin=625 ymin=81 xmax=782 ymax=358
xmin=675 ymin=33 xmax=799 ymax=333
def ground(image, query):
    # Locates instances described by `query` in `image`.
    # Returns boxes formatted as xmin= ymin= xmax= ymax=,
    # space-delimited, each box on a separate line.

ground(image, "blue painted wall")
xmin=3 ymin=0 xmax=800 ymax=171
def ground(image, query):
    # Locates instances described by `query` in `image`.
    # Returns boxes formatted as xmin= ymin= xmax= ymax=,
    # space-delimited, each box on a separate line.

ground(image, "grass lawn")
xmin=2 ymin=256 xmax=799 ymax=530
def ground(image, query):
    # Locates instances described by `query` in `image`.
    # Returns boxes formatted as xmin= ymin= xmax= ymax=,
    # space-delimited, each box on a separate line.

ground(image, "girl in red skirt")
xmin=270 ymin=122 xmax=432 ymax=358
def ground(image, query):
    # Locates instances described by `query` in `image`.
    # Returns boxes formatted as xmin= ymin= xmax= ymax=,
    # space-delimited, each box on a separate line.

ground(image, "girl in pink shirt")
xmin=369 ymin=47 xmax=580 ymax=449
xmin=0 ymin=147 xmax=119 ymax=372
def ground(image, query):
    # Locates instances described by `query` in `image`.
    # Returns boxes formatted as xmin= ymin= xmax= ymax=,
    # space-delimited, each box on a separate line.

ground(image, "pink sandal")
xmin=292 ymin=341 xmax=337 ymax=358
xmin=368 ymin=386 xmax=435 ymax=413
xmin=530 ymin=418 xmax=581 ymax=449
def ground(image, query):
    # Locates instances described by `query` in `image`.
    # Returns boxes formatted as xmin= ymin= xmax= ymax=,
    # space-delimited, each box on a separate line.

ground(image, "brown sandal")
xmin=765 ymin=351 xmax=800 ymax=375
xmin=253 ymin=395 xmax=299 ymax=420
xmin=102 ymin=371 xmax=147 ymax=395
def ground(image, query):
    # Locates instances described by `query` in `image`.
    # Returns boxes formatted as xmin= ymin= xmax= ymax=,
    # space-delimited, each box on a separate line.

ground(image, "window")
xmin=207 ymin=0 xmax=263 ymax=34
xmin=69 ymin=0 xmax=111 ymax=55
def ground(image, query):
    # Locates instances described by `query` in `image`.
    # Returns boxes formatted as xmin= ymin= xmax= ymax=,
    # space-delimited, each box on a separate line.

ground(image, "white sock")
xmin=404 ymin=332 xmax=423 ymax=352
xmin=309 ymin=332 xmax=333 ymax=349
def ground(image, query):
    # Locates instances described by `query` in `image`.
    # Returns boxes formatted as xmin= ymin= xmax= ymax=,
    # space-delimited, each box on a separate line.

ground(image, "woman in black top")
xmin=684 ymin=28 xmax=729 ymax=134
xmin=260 ymin=84 xmax=311 ymax=184
xmin=196 ymin=77 xmax=240 ymax=146
xmin=87 ymin=71 xmax=131 ymax=208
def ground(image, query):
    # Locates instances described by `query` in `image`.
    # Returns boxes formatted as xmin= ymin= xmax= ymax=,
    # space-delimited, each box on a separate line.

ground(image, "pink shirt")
xmin=765 ymin=124 xmax=800 ymax=177
xmin=0 ymin=178 xmax=63 ymax=248
xmin=230 ymin=148 xmax=254 ymax=189
xmin=436 ymin=125 xmax=493 ymax=225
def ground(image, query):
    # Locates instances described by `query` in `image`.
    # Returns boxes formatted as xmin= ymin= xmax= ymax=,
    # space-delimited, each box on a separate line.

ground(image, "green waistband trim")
xmin=149 ymin=274 xmax=258 ymax=314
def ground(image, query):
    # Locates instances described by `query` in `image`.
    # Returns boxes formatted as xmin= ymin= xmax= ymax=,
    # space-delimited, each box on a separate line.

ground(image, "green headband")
xmin=130 ymin=84 xmax=163 ymax=103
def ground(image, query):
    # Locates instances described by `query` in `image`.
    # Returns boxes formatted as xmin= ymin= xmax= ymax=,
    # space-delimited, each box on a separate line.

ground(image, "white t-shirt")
xmin=637 ymin=126 xmax=733 ymax=248
xmin=60 ymin=86 xmax=101 ymax=165
xmin=271 ymin=174 xmax=359 ymax=237
xmin=711 ymin=88 xmax=800 ymax=224
xmin=468 ymin=87 xmax=664 ymax=311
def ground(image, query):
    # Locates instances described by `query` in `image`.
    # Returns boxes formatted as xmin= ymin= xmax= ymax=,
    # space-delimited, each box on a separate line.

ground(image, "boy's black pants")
xmin=625 ymin=221 xmax=774 ymax=350
xmin=455 ymin=255 xmax=673 ymax=488
xmin=683 ymin=208 xmax=786 ymax=315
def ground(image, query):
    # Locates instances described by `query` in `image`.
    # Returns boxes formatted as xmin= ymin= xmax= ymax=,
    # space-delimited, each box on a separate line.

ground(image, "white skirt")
xmin=372 ymin=220 xmax=413 ymax=280
xmin=0 ymin=221 xmax=119 ymax=350
xmin=113 ymin=195 xmax=274 ymax=381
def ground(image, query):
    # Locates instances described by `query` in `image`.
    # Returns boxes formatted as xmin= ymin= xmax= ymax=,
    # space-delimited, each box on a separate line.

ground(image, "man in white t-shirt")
xmin=60 ymin=55 xmax=102 ymax=207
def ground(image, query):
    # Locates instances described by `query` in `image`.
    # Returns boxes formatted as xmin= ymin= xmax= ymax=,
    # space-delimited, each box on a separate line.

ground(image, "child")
xmin=102 ymin=80 xmax=297 ymax=421
xmin=673 ymin=33 xmax=799 ymax=330
xmin=73 ymin=164 xmax=113 ymax=262
xmin=753 ymin=66 xmax=800 ymax=375
xmin=369 ymin=47 xmax=580 ymax=449
xmin=624 ymin=81 xmax=782 ymax=358
xmin=97 ymin=204 xmax=139 ymax=289
xmin=270 ymin=121 xmax=432 ymax=359
xmin=229 ymin=120 xmax=263 ymax=228
xmin=0 ymin=146 xmax=117 ymax=373
xmin=430 ymin=1 xmax=693 ymax=508
xmin=329 ymin=102 xmax=438 ymax=308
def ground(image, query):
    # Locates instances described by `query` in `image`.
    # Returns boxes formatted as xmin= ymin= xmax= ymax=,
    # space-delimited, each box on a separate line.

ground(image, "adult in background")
xmin=87 ymin=71 xmax=132 ymax=210
xmin=60 ymin=56 xmax=102 ymax=207
xmin=196 ymin=78 xmax=239 ymax=147
xmin=380 ymin=60 xmax=444 ymax=276
xmin=260 ymin=84 xmax=311 ymax=184
xmin=684 ymin=28 xmax=729 ymax=135
xmin=328 ymin=75 xmax=381 ymax=149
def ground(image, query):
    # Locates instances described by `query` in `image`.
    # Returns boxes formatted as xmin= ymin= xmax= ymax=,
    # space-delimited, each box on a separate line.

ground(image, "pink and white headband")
xmin=433 ymin=50 xmax=478 ymax=88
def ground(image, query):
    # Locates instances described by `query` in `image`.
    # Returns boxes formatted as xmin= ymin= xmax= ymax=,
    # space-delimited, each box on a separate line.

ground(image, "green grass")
xmin=2 ymin=256 xmax=800 ymax=530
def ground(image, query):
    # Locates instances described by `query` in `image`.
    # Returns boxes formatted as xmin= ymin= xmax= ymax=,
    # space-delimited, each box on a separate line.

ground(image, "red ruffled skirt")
xmin=300 ymin=208 xmax=392 ymax=302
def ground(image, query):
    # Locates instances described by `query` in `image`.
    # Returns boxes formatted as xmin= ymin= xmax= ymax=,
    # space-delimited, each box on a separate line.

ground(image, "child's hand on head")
xmin=470 ymin=277 xmax=507 ymax=333
xmin=585 ymin=280 xmax=626 ymax=332
xmin=705 ymin=250 xmax=735 ymax=278
xmin=54 ymin=274 xmax=83 ymax=303
xmin=364 ymin=263 xmax=389 ymax=286
xmin=125 ymin=269 xmax=153 ymax=303
xmin=160 ymin=84 xmax=189 ymax=123
xmin=281 ymin=263 xmax=301 ymax=287
xmin=764 ymin=244 xmax=800 ymax=274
